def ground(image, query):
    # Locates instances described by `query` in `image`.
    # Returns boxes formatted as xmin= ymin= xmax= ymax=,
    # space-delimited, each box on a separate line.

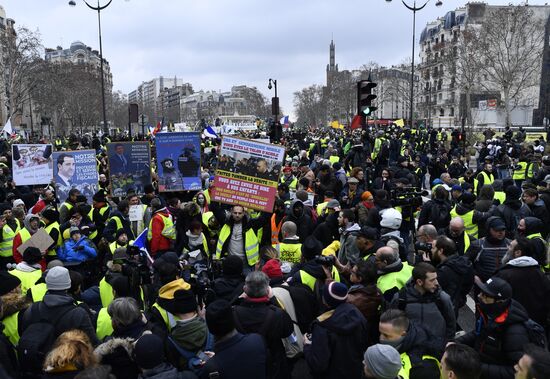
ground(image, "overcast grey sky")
xmin=1 ymin=0 xmax=547 ymax=119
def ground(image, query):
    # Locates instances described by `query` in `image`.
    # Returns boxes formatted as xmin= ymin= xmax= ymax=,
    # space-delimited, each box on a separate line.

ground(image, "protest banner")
xmin=107 ymin=142 xmax=151 ymax=197
xmin=52 ymin=150 xmax=98 ymax=203
xmin=212 ymin=137 xmax=285 ymax=212
xmin=155 ymin=132 xmax=201 ymax=192
xmin=12 ymin=144 xmax=53 ymax=186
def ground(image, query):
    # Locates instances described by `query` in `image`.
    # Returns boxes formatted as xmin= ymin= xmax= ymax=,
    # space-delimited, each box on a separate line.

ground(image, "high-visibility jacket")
xmin=2 ymin=311 xmax=20 ymax=346
xmin=398 ymin=352 xmax=440 ymax=379
xmin=96 ymin=307 xmax=114 ymax=341
xmin=494 ymin=191 xmax=506 ymax=204
xmin=0 ymin=224 xmax=16 ymax=257
xmin=147 ymin=213 xmax=176 ymax=241
xmin=479 ymin=171 xmax=494 ymax=186
xmin=9 ymin=269 xmax=42 ymax=294
xmin=13 ymin=228 xmax=32 ymax=260
xmin=372 ymin=137 xmax=384 ymax=161
xmin=270 ymin=214 xmax=284 ymax=245
xmin=328 ymin=156 xmax=340 ymax=164
xmin=152 ymin=302 xmax=179 ymax=332
xmin=99 ymin=277 xmax=114 ymax=308
xmin=377 ymin=263 xmax=413 ymax=294
xmin=299 ymin=268 xmax=340 ymax=292
xmin=458 ymin=177 xmax=478 ymax=193
xmin=513 ymin=161 xmax=529 ymax=180
xmin=280 ymin=177 xmax=298 ymax=191
xmin=274 ymin=240 xmax=302 ymax=264
xmin=463 ymin=232 xmax=471 ymax=254
xmin=44 ymin=222 xmax=62 ymax=257
xmin=29 ymin=282 xmax=47 ymax=302
xmin=450 ymin=207 xmax=478 ymax=238
xmin=316 ymin=201 xmax=330 ymax=216
xmin=215 ymin=224 xmax=259 ymax=266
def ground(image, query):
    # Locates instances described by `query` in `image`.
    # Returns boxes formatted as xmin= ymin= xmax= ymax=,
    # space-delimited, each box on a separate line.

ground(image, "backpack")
xmin=283 ymin=281 xmax=321 ymax=333
xmin=523 ymin=319 xmax=548 ymax=349
xmin=429 ymin=202 xmax=451 ymax=230
xmin=17 ymin=302 xmax=75 ymax=377
xmin=168 ymin=331 xmax=215 ymax=375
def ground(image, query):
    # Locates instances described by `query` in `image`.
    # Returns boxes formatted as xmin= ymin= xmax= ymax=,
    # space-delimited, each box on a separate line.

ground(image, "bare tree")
xmin=294 ymin=85 xmax=326 ymax=127
xmin=110 ymin=91 xmax=128 ymax=130
xmin=472 ymin=6 xmax=545 ymax=127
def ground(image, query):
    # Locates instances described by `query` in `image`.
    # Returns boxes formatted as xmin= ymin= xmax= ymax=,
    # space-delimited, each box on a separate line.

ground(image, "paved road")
xmin=457 ymin=295 xmax=476 ymax=333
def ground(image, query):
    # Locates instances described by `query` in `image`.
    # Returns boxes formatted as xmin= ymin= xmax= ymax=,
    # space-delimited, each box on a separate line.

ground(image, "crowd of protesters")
xmin=0 ymin=124 xmax=549 ymax=379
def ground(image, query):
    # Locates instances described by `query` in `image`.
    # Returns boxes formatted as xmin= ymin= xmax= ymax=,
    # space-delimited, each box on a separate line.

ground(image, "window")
xmin=450 ymin=107 xmax=455 ymax=116
xmin=439 ymin=108 xmax=445 ymax=116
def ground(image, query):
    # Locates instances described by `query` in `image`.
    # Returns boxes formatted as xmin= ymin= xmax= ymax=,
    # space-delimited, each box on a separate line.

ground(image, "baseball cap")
xmin=487 ymin=216 xmax=506 ymax=231
xmin=326 ymin=199 xmax=340 ymax=210
xmin=357 ymin=226 xmax=379 ymax=241
xmin=475 ymin=276 xmax=512 ymax=300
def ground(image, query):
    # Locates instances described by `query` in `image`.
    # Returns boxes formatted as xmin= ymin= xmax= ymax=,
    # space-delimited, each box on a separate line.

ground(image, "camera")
xmin=414 ymin=242 xmax=432 ymax=252
xmin=315 ymin=255 xmax=335 ymax=267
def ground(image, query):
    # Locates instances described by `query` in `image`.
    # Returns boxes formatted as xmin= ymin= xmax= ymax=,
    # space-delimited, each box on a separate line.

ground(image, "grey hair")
xmin=281 ymin=221 xmax=297 ymax=236
xmin=244 ymin=271 xmax=269 ymax=298
xmin=418 ymin=224 xmax=438 ymax=240
xmin=107 ymin=297 xmax=141 ymax=327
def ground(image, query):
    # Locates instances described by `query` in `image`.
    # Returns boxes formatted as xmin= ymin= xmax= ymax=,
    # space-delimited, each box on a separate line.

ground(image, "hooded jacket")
xmin=491 ymin=200 xmax=532 ymax=239
xmin=456 ymin=299 xmax=531 ymax=379
xmin=285 ymin=199 xmax=314 ymax=242
xmin=495 ymin=256 xmax=550 ymax=326
xmin=338 ymin=223 xmax=361 ymax=265
xmin=58 ymin=236 xmax=97 ymax=263
xmin=304 ymin=302 xmax=368 ymax=379
xmin=12 ymin=214 xmax=41 ymax=265
xmin=390 ymin=280 xmax=456 ymax=342
xmin=436 ymin=254 xmax=474 ymax=312
xmin=312 ymin=212 xmax=340 ymax=248
xmin=520 ymin=217 xmax=547 ymax=265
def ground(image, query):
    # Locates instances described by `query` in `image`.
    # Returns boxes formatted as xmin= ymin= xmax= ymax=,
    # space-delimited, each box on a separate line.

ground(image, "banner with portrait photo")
xmin=12 ymin=144 xmax=53 ymax=186
xmin=53 ymin=150 xmax=98 ymax=204
xmin=107 ymin=142 xmax=151 ymax=197
xmin=212 ymin=137 xmax=285 ymax=212
xmin=155 ymin=132 xmax=201 ymax=192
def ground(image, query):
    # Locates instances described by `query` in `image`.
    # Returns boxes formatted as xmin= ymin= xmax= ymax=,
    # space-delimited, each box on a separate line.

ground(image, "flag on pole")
xmin=204 ymin=125 xmax=218 ymax=139
xmin=152 ymin=117 xmax=164 ymax=135
xmin=350 ymin=115 xmax=362 ymax=130
xmin=3 ymin=118 xmax=12 ymax=136
xmin=279 ymin=115 xmax=289 ymax=127
xmin=131 ymin=228 xmax=154 ymax=264
xmin=394 ymin=119 xmax=405 ymax=128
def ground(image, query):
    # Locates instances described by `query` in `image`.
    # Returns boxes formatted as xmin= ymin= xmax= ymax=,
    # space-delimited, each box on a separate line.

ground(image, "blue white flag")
xmin=132 ymin=228 xmax=148 ymax=250
xmin=280 ymin=115 xmax=289 ymax=126
xmin=204 ymin=125 xmax=218 ymax=138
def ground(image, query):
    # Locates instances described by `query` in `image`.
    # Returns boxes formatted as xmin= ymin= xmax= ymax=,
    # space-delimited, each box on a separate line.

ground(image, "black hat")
xmin=0 ymin=271 xmax=20 ymax=295
xmin=460 ymin=192 xmax=476 ymax=204
xmin=115 ymin=229 xmax=127 ymax=239
xmin=397 ymin=156 xmax=407 ymax=164
xmin=41 ymin=208 xmax=59 ymax=223
xmin=93 ymin=191 xmax=107 ymax=203
xmin=206 ymin=299 xmax=236 ymax=337
xmin=134 ymin=333 xmax=166 ymax=369
xmin=358 ymin=226 xmax=379 ymax=241
xmin=301 ymin=236 xmax=323 ymax=260
xmin=487 ymin=216 xmax=506 ymax=231
xmin=475 ymin=276 xmax=512 ymax=300
xmin=222 ymin=255 xmax=243 ymax=276
xmin=23 ymin=247 xmax=42 ymax=265
xmin=505 ymin=185 xmax=522 ymax=201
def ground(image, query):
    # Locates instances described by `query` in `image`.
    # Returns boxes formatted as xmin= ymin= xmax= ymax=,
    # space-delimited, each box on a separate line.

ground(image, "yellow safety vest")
xmin=2 ymin=311 xmax=20 ymax=346
xmin=0 ymin=224 xmax=16 ymax=257
xmin=513 ymin=161 xmax=528 ymax=180
xmin=276 ymin=242 xmax=302 ymax=264
xmin=316 ymin=201 xmax=329 ymax=216
xmin=152 ymin=302 xmax=179 ymax=332
xmin=376 ymin=263 xmax=413 ymax=294
xmin=329 ymin=156 xmax=340 ymax=164
xmin=450 ymin=207 xmax=478 ymax=239
xmin=44 ymin=222 xmax=62 ymax=257
xmin=458 ymin=177 xmax=478 ymax=193
xmin=299 ymin=269 xmax=340 ymax=292
xmin=29 ymin=282 xmax=48 ymax=302
xmin=147 ymin=213 xmax=176 ymax=241
xmin=398 ymin=352 xmax=440 ymax=379
xmin=99 ymin=277 xmax=114 ymax=308
xmin=9 ymin=269 xmax=42 ymax=294
xmin=203 ymin=189 xmax=211 ymax=204
xmin=494 ymin=191 xmax=506 ymax=204
xmin=464 ymin=232 xmax=471 ymax=254
xmin=479 ymin=171 xmax=494 ymax=186
xmin=60 ymin=202 xmax=74 ymax=214
xmin=280 ymin=177 xmax=298 ymax=191
xmin=215 ymin=224 xmax=259 ymax=266
xmin=96 ymin=307 xmax=114 ymax=341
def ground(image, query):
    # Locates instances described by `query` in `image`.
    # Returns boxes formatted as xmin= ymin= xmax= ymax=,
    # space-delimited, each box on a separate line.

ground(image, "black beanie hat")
xmin=157 ymin=288 xmax=197 ymax=315
xmin=206 ymin=299 xmax=235 ymax=337
xmin=134 ymin=333 xmax=165 ymax=369
xmin=23 ymin=247 xmax=42 ymax=265
xmin=41 ymin=208 xmax=59 ymax=223
xmin=301 ymin=236 xmax=323 ymax=260
xmin=505 ymin=185 xmax=522 ymax=200
xmin=0 ymin=272 xmax=20 ymax=295
xmin=222 ymin=255 xmax=243 ymax=276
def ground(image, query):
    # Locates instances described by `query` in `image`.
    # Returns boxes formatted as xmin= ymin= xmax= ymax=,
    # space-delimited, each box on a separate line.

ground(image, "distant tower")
xmin=326 ymin=39 xmax=338 ymax=87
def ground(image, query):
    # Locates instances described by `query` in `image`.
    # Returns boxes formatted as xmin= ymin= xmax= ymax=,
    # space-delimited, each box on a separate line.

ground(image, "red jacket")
xmin=12 ymin=231 xmax=46 ymax=271
xmin=149 ymin=209 xmax=173 ymax=256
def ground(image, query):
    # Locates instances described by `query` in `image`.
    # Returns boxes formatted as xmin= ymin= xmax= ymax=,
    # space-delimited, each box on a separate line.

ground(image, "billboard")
xmin=12 ymin=144 xmax=53 ymax=186
xmin=52 ymin=150 xmax=98 ymax=204
xmin=107 ymin=142 xmax=151 ymax=197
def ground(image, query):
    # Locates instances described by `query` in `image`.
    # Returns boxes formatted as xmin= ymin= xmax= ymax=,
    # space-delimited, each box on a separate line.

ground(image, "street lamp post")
xmin=268 ymin=78 xmax=281 ymax=141
xmin=69 ymin=0 xmax=113 ymax=136
xmin=386 ymin=0 xmax=442 ymax=129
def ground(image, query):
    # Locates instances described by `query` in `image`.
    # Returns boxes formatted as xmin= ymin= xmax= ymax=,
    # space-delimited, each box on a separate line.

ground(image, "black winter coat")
xmin=418 ymin=199 xmax=452 ymax=230
xmin=467 ymin=236 xmax=511 ymax=282
xmin=437 ymin=254 xmax=474 ymax=312
xmin=397 ymin=322 xmax=443 ymax=379
xmin=456 ymin=300 xmax=531 ymax=379
xmin=490 ymin=200 xmax=532 ymax=239
xmin=304 ymin=303 xmax=368 ymax=379
xmin=211 ymin=276 xmax=244 ymax=303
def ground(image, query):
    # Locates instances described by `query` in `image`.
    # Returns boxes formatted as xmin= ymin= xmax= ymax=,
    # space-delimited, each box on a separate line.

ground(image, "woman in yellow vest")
xmin=9 ymin=247 xmax=43 ymax=294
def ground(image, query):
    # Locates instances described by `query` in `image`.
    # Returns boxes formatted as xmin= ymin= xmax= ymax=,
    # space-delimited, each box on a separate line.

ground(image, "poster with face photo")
xmin=107 ymin=142 xmax=151 ymax=197
xmin=212 ymin=137 xmax=285 ymax=212
xmin=52 ymin=150 xmax=98 ymax=204
xmin=155 ymin=132 xmax=201 ymax=192
xmin=12 ymin=144 xmax=53 ymax=186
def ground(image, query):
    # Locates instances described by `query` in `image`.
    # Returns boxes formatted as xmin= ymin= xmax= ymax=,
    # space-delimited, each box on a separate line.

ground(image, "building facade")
xmin=128 ymin=76 xmax=184 ymax=122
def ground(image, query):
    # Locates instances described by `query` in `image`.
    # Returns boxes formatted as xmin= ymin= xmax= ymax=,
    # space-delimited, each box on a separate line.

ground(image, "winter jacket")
xmin=347 ymin=284 xmax=382 ymax=346
xmin=149 ymin=209 xmax=174 ymax=256
xmin=103 ymin=210 xmax=134 ymax=242
xmin=21 ymin=292 xmax=98 ymax=346
xmin=490 ymin=200 xmax=532 ymax=239
xmin=304 ymin=302 xmax=368 ymax=379
xmin=437 ymin=254 xmax=474 ymax=312
xmin=468 ymin=236 xmax=511 ymax=282
xmin=138 ymin=363 xmax=197 ymax=379
xmin=520 ymin=217 xmax=547 ymax=265
xmin=232 ymin=298 xmax=293 ymax=379
xmin=169 ymin=316 xmax=209 ymax=369
xmin=211 ymin=276 xmax=244 ymax=303
xmin=199 ymin=332 xmax=266 ymax=379
xmin=456 ymin=300 xmax=531 ymax=379
xmin=0 ymin=322 xmax=17 ymax=378
xmin=57 ymin=237 xmax=97 ymax=263
xmin=390 ymin=281 xmax=456 ymax=342
xmin=285 ymin=200 xmax=315 ymax=243
xmin=365 ymin=200 xmax=392 ymax=230
xmin=418 ymin=199 xmax=452 ymax=230
xmin=338 ymin=223 xmax=361 ymax=265
xmin=495 ymin=256 xmax=550 ymax=326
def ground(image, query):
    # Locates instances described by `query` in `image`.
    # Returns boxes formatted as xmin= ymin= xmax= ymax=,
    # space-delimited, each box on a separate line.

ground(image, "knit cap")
xmin=134 ymin=333 xmax=165 ymax=369
xmin=364 ymin=344 xmax=402 ymax=379
xmin=322 ymin=281 xmax=348 ymax=309
xmin=0 ymin=272 xmax=20 ymax=295
xmin=156 ymin=279 xmax=193 ymax=314
xmin=46 ymin=266 xmax=71 ymax=291
xmin=206 ymin=299 xmax=235 ymax=337
xmin=262 ymin=259 xmax=282 ymax=279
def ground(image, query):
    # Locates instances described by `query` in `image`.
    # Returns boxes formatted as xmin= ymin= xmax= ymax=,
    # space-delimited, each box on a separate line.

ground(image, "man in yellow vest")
xmin=59 ymin=188 xmax=81 ymax=225
xmin=441 ymin=217 xmax=473 ymax=256
xmin=0 ymin=271 xmax=28 ymax=349
xmin=12 ymin=214 xmax=42 ymax=268
xmin=213 ymin=203 xmax=267 ymax=274
xmin=41 ymin=208 xmax=62 ymax=262
xmin=375 ymin=246 xmax=413 ymax=303
xmin=0 ymin=212 xmax=17 ymax=268
xmin=378 ymin=309 xmax=441 ymax=378
xmin=476 ymin=162 xmax=495 ymax=194
xmin=89 ymin=191 xmax=111 ymax=244
xmin=449 ymin=192 xmax=483 ymax=239
xmin=103 ymin=199 xmax=134 ymax=243
xmin=8 ymin=247 xmax=43 ymax=294
xmin=274 ymin=221 xmax=302 ymax=268
xmin=147 ymin=278 xmax=191 ymax=338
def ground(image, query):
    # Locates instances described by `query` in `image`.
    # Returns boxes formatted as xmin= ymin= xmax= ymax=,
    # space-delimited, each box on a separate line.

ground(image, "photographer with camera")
xmin=414 ymin=224 xmax=438 ymax=264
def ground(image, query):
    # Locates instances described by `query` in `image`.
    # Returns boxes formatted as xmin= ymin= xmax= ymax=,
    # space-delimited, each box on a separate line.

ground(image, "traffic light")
xmin=357 ymin=75 xmax=377 ymax=117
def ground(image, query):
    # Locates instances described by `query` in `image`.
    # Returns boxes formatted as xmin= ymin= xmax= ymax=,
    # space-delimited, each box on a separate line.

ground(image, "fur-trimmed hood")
xmin=94 ymin=330 xmax=151 ymax=357
xmin=1 ymin=292 xmax=31 ymax=318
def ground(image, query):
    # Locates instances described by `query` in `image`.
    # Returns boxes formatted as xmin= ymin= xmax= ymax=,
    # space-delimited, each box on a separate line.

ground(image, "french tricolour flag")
xmin=280 ymin=115 xmax=289 ymax=127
